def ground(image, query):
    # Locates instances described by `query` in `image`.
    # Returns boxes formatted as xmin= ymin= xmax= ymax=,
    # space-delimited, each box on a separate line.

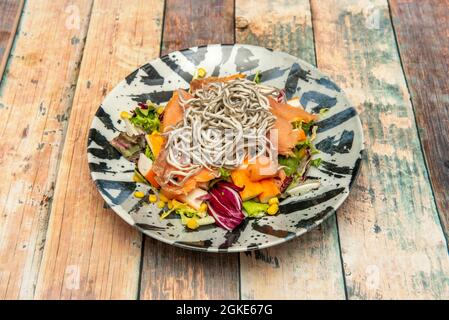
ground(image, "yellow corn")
xmin=120 ymin=111 xmax=131 ymax=119
xmin=197 ymin=67 xmax=206 ymax=78
xmin=156 ymin=106 xmax=164 ymax=114
xmin=171 ymin=199 xmax=183 ymax=209
xmin=149 ymin=194 xmax=158 ymax=203
xmin=199 ymin=203 xmax=208 ymax=213
xmin=267 ymin=204 xmax=279 ymax=215
xmin=157 ymin=201 xmax=166 ymax=209
xmin=134 ymin=191 xmax=145 ymax=198
xmin=268 ymin=197 xmax=279 ymax=205
xmin=159 ymin=194 xmax=169 ymax=203
xmin=167 ymin=200 xmax=173 ymax=210
xmin=186 ymin=218 xmax=199 ymax=230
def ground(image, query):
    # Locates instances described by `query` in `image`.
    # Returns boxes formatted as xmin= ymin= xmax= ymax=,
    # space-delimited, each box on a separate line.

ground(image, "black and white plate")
xmin=87 ymin=44 xmax=364 ymax=252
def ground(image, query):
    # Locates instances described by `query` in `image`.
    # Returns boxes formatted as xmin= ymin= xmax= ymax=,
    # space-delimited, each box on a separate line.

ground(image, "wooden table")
xmin=0 ymin=0 xmax=448 ymax=300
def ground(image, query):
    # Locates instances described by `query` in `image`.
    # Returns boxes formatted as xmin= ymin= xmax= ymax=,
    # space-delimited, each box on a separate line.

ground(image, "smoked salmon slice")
xmin=153 ymin=148 xmax=218 ymax=197
xmin=268 ymin=97 xmax=315 ymax=156
xmin=161 ymin=89 xmax=193 ymax=132
xmin=271 ymin=113 xmax=303 ymax=156
xmin=268 ymin=96 xmax=317 ymax=123
xmin=190 ymin=73 xmax=246 ymax=93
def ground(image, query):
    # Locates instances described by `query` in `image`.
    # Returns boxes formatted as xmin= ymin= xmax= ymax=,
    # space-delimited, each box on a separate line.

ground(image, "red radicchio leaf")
xmin=276 ymin=89 xmax=286 ymax=103
xmin=215 ymin=181 xmax=244 ymax=192
xmin=138 ymin=102 xmax=148 ymax=109
xmin=279 ymin=176 xmax=293 ymax=193
xmin=206 ymin=182 xmax=245 ymax=231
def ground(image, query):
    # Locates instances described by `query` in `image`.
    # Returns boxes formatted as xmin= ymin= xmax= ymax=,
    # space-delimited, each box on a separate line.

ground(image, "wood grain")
xmin=389 ymin=0 xmax=449 ymax=238
xmin=139 ymin=0 xmax=240 ymax=300
xmin=0 ymin=0 xmax=24 ymax=79
xmin=0 ymin=0 xmax=92 ymax=300
xmin=34 ymin=0 xmax=164 ymax=299
xmin=236 ymin=0 xmax=347 ymax=300
xmin=311 ymin=0 xmax=449 ymax=299
xmin=161 ymin=0 xmax=234 ymax=56
xmin=140 ymin=238 xmax=239 ymax=299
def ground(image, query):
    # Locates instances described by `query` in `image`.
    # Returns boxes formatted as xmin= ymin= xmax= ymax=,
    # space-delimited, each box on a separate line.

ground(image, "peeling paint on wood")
xmin=236 ymin=0 xmax=346 ymax=300
xmin=390 ymin=0 xmax=449 ymax=239
xmin=310 ymin=0 xmax=449 ymax=299
xmin=140 ymin=238 xmax=239 ymax=299
xmin=0 ymin=0 xmax=24 ymax=79
xmin=236 ymin=0 xmax=315 ymax=64
xmin=139 ymin=0 xmax=240 ymax=300
xmin=34 ymin=0 xmax=164 ymax=299
xmin=161 ymin=0 xmax=234 ymax=56
xmin=0 ymin=0 xmax=92 ymax=300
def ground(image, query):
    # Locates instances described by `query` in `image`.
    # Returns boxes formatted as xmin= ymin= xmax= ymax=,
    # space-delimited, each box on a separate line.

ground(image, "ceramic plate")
xmin=87 ymin=44 xmax=364 ymax=252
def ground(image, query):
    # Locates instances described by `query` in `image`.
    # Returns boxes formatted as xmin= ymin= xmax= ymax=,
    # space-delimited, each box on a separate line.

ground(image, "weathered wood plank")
xmin=236 ymin=0 xmax=347 ymax=300
xmin=140 ymin=238 xmax=239 ymax=299
xmin=0 ymin=0 xmax=24 ymax=79
xmin=389 ymin=0 xmax=449 ymax=238
xmin=311 ymin=0 xmax=449 ymax=299
xmin=161 ymin=0 xmax=234 ymax=56
xmin=139 ymin=0 xmax=240 ymax=300
xmin=34 ymin=0 xmax=164 ymax=299
xmin=0 ymin=0 xmax=92 ymax=300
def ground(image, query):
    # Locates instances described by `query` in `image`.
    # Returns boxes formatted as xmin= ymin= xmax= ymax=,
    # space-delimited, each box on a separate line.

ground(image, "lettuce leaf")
xmin=278 ymin=155 xmax=301 ymax=176
xmin=242 ymin=201 xmax=269 ymax=217
xmin=129 ymin=105 xmax=160 ymax=133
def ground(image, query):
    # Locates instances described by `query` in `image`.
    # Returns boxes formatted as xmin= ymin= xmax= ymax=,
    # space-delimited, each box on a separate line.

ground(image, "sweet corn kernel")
xmin=134 ymin=191 xmax=145 ymax=198
xmin=156 ymin=106 xmax=165 ymax=114
xmin=199 ymin=203 xmax=208 ymax=213
xmin=268 ymin=197 xmax=279 ymax=205
xmin=159 ymin=194 xmax=169 ymax=203
xmin=157 ymin=201 xmax=166 ymax=209
xmin=149 ymin=194 xmax=158 ymax=203
xmin=120 ymin=111 xmax=131 ymax=119
xmin=186 ymin=218 xmax=199 ymax=230
xmin=197 ymin=67 xmax=206 ymax=78
xmin=171 ymin=199 xmax=182 ymax=209
xmin=267 ymin=204 xmax=279 ymax=215
xmin=167 ymin=200 xmax=173 ymax=210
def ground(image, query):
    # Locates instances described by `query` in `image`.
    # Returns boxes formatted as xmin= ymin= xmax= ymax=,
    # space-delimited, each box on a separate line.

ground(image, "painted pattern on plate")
xmin=87 ymin=44 xmax=364 ymax=252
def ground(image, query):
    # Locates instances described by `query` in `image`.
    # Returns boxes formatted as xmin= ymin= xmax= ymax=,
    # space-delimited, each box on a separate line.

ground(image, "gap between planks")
xmin=310 ymin=0 xmax=449 ymax=299
xmin=138 ymin=0 xmax=240 ymax=300
xmin=34 ymin=0 xmax=164 ymax=299
xmin=0 ymin=0 xmax=25 ymax=80
xmin=236 ymin=0 xmax=347 ymax=300
xmin=0 ymin=0 xmax=94 ymax=299
xmin=388 ymin=0 xmax=449 ymax=245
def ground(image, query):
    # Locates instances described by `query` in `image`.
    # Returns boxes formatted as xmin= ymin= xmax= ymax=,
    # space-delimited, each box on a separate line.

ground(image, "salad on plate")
xmin=111 ymin=70 xmax=324 ymax=231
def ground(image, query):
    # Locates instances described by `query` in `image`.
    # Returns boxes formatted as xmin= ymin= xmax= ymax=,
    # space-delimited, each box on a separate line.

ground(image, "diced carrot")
xmin=231 ymin=169 xmax=264 ymax=201
xmin=145 ymin=169 xmax=160 ymax=188
xmin=146 ymin=132 xmax=165 ymax=158
xmin=247 ymin=156 xmax=279 ymax=182
xmin=258 ymin=179 xmax=280 ymax=203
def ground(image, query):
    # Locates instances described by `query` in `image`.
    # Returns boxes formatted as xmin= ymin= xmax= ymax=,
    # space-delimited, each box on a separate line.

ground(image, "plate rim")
xmin=87 ymin=43 xmax=365 ymax=253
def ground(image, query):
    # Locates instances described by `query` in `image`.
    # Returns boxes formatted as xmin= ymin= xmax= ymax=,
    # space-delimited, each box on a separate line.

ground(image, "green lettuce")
xmin=129 ymin=105 xmax=160 ymax=133
xmin=243 ymin=201 xmax=269 ymax=217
